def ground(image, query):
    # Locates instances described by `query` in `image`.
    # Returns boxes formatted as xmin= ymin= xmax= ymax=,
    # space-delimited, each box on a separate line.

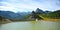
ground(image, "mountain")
xmin=47 ymin=10 xmax=60 ymax=18
xmin=35 ymin=8 xmax=45 ymax=14
xmin=17 ymin=12 xmax=31 ymax=20
xmin=44 ymin=11 xmax=52 ymax=14
xmin=0 ymin=11 xmax=23 ymax=20
xmin=35 ymin=8 xmax=51 ymax=14
xmin=29 ymin=8 xmax=52 ymax=20
xmin=17 ymin=12 xmax=31 ymax=16
xmin=0 ymin=10 xmax=31 ymax=20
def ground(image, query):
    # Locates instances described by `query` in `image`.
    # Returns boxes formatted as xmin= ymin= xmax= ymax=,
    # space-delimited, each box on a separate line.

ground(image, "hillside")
xmin=38 ymin=10 xmax=60 ymax=22
xmin=0 ymin=10 xmax=31 ymax=20
xmin=40 ymin=10 xmax=60 ymax=19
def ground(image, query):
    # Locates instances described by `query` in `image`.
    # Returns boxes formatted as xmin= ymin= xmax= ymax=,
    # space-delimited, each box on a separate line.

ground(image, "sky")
xmin=0 ymin=0 xmax=60 ymax=12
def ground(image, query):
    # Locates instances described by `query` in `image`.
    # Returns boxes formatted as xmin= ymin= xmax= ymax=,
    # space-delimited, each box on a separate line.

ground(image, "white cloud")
xmin=0 ymin=2 xmax=17 ymax=12
xmin=0 ymin=6 xmax=17 ymax=12
xmin=0 ymin=0 xmax=60 ymax=12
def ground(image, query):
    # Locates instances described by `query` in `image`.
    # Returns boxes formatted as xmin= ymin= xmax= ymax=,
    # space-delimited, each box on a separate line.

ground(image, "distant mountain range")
xmin=0 ymin=8 xmax=51 ymax=20
xmin=0 ymin=10 xmax=31 ymax=20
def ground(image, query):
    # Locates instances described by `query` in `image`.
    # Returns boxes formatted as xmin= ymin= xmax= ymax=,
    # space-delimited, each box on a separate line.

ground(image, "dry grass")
xmin=43 ymin=18 xmax=60 ymax=22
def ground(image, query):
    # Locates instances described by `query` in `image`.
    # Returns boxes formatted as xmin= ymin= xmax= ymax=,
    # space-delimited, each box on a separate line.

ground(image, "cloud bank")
xmin=0 ymin=0 xmax=60 ymax=12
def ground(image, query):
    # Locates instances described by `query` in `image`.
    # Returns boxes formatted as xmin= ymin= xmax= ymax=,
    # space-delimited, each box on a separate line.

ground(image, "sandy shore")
xmin=43 ymin=18 xmax=60 ymax=22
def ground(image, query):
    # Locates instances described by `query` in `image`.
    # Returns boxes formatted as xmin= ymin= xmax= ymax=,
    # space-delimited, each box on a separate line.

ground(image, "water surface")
xmin=0 ymin=20 xmax=60 ymax=30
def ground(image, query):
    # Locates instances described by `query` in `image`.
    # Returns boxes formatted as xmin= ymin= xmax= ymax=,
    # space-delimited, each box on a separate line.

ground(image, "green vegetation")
xmin=40 ymin=10 xmax=60 ymax=19
xmin=31 ymin=10 xmax=60 ymax=21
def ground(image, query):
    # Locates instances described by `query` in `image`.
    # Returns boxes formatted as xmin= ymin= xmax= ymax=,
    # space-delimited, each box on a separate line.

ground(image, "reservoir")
xmin=0 ymin=20 xmax=60 ymax=30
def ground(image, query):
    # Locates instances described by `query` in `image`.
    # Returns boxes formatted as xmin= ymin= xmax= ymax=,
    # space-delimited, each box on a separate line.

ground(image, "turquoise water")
xmin=0 ymin=20 xmax=60 ymax=30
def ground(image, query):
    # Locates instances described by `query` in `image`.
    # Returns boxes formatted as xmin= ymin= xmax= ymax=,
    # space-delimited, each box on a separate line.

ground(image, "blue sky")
xmin=0 ymin=0 xmax=60 ymax=12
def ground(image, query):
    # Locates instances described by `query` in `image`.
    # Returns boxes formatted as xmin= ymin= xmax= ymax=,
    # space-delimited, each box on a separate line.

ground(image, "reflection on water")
xmin=0 ymin=20 xmax=60 ymax=30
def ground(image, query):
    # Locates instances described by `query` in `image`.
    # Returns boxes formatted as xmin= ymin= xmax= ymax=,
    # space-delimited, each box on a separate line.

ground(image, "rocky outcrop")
xmin=0 ymin=16 xmax=12 ymax=24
